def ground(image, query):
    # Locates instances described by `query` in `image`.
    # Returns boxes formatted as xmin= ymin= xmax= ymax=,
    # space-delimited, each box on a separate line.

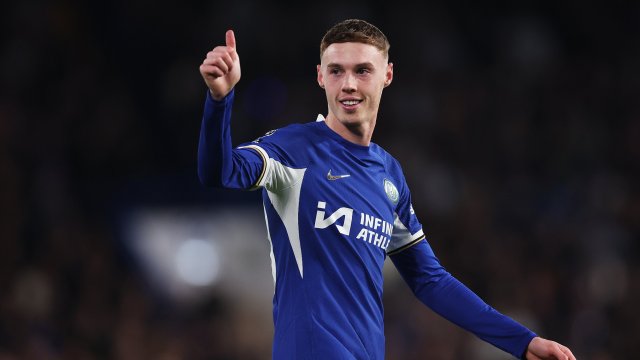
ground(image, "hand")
xmin=525 ymin=336 xmax=576 ymax=360
xmin=199 ymin=30 xmax=241 ymax=100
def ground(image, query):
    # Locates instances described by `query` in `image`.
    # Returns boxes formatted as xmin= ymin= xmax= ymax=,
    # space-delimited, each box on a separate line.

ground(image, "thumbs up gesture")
xmin=199 ymin=30 xmax=241 ymax=100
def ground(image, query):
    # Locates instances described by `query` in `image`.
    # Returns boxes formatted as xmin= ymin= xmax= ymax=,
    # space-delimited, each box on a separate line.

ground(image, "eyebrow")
xmin=327 ymin=62 xmax=375 ymax=69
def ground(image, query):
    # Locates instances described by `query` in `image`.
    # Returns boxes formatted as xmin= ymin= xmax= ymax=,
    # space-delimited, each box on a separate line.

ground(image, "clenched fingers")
xmin=201 ymin=49 xmax=235 ymax=78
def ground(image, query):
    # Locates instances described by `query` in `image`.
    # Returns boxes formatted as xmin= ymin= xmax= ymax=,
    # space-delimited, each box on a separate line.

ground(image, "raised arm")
xmin=197 ymin=31 xmax=264 ymax=189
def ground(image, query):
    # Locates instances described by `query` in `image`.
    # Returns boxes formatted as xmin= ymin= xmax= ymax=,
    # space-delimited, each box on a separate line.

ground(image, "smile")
xmin=340 ymin=99 xmax=362 ymax=106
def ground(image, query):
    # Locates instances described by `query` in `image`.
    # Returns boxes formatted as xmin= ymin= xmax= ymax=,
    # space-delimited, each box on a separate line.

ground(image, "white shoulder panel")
xmin=387 ymin=212 xmax=425 ymax=254
xmin=265 ymin=160 xmax=307 ymax=278
xmin=262 ymin=204 xmax=277 ymax=286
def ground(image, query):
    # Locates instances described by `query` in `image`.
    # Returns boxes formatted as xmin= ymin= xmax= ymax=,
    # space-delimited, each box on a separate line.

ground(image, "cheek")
xmin=325 ymin=82 xmax=341 ymax=95
xmin=368 ymin=82 xmax=386 ymax=99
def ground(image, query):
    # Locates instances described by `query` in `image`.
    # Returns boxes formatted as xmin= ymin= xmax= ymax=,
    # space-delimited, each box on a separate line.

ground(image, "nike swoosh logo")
xmin=327 ymin=169 xmax=351 ymax=181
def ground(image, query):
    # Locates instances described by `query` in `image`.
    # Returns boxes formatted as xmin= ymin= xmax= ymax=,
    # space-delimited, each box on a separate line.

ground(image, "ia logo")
xmin=314 ymin=201 xmax=353 ymax=235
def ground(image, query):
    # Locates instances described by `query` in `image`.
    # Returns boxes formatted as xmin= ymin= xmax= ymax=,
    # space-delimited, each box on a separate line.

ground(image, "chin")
xmin=339 ymin=115 xmax=365 ymax=127
xmin=338 ymin=109 xmax=364 ymax=121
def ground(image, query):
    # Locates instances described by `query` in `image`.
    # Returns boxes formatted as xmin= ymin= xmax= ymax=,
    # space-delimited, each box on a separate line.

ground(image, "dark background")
xmin=1 ymin=0 xmax=639 ymax=359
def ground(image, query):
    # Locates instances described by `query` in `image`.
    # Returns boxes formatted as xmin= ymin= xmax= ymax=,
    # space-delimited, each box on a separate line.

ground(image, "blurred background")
xmin=1 ymin=0 xmax=638 ymax=359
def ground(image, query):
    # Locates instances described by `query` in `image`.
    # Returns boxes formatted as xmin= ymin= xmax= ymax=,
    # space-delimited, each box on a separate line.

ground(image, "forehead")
xmin=321 ymin=42 xmax=387 ymax=66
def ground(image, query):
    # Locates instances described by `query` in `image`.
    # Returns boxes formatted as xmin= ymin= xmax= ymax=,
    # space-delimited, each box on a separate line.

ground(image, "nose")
xmin=342 ymin=73 xmax=356 ymax=93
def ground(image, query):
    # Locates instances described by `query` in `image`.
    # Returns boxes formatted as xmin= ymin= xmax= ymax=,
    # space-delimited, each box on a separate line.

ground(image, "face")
xmin=317 ymin=42 xmax=393 ymax=132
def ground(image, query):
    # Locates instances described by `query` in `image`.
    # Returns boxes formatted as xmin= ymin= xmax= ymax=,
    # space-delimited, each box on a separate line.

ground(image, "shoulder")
xmin=370 ymin=143 xmax=405 ymax=175
xmin=252 ymin=121 xmax=321 ymax=145
xmin=246 ymin=121 xmax=324 ymax=166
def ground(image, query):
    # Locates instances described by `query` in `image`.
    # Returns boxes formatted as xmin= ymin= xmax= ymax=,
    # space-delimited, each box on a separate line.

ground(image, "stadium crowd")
xmin=1 ymin=1 xmax=638 ymax=359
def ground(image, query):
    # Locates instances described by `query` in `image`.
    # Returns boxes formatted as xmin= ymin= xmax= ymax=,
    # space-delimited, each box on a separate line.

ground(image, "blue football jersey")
xmin=236 ymin=114 xmax=424 ymax=359
xmin=198 ymin=90 xmax=536 ymax=360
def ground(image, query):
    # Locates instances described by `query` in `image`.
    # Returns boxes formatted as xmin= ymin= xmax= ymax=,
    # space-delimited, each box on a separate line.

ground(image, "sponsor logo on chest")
xmin=313 ymin=201 xmax=392 ymax=250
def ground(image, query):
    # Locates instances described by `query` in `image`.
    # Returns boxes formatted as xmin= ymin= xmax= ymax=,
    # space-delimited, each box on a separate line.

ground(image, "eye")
xmin=330 ymin=68 xmax=342 ymax=75
xmin=356 ymin=67 xmax=371 ymax=75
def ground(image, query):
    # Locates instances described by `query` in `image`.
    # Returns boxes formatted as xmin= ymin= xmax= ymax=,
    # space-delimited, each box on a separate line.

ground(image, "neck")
xmin=324 ymin=113 xmax=376 ymax=146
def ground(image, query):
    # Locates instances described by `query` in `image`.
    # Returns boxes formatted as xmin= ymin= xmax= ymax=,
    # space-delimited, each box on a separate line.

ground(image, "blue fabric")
xmin=390 ymin=240 xmax=536 ymax=358
xmin=198 ymin=89 xmax=264 ymax=189
xmin=198 ymin=90 xmax=536 ymax=359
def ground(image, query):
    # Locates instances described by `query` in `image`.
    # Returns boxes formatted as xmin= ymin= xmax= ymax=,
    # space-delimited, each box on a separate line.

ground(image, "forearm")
xmin=197 ymin=89 xmax=263 ymax=189
xmin=420 ymin=274 xmax=535 ymax=358
xmin=391 ymin=241 xmax=536 ymax=359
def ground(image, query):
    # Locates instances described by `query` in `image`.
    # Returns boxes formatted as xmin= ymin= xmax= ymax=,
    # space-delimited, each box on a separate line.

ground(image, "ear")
xmin=317 ymin=64 xmax=324 ymax=88
xmin=383 ymin=62 xmax=393 ymax=88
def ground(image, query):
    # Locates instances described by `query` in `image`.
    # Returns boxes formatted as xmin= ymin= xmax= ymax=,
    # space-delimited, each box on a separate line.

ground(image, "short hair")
xmin=319 ymin=19 xmax=390 ymax=60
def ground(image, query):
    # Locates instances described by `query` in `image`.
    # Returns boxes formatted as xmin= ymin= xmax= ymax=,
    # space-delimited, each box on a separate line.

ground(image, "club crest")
xmin=383 ymin=179 xmax=399 ymax=205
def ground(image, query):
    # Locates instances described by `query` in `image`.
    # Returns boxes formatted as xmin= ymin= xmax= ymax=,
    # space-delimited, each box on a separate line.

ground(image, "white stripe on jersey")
xmin=265 ymin=164 xmax=307 ymax=278
xmin=237 ymin=144 xmax=271 ymax=188
xmin=387 ymin=212 xmax=425 ymax=254
xmin=240 ymin=143 xmax=308 ymax=278
xmin=263 ymin=204 xmax=277 ymax=286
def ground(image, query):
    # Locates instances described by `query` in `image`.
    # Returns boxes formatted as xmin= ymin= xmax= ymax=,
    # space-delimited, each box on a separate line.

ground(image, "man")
xmin=198 ymin=19 xmax=576 ymax=360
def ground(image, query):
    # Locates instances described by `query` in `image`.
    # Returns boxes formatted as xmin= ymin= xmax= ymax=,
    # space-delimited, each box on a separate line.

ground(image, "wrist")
xmin=207 ymin=88 xmax=235 ymax=104
xmin=521 ymin=336 xmax=538 ymax=360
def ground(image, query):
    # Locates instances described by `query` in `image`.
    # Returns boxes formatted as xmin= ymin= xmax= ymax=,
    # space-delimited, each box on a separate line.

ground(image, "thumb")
xmin=225 ymin=29 xmax=236 ymax=52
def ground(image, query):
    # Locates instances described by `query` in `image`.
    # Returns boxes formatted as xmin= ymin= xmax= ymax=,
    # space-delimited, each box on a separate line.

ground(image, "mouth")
xmin=339 ymin=99 xmax=363 ymax=110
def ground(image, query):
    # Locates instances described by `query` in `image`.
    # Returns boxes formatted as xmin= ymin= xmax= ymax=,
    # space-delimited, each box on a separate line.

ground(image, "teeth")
xmin=341 ymin=100 xmax=360 ymax=106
